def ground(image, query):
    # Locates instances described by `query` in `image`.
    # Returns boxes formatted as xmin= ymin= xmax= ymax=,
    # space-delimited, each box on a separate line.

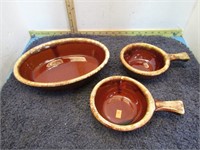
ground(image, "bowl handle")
xmin=155 ymin=100 xmax=185 ymax=115
xmin=168 ymin=52 xmax=190 ymax=61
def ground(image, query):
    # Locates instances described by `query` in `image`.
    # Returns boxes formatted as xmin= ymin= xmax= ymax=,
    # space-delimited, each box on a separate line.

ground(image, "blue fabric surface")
xmin=1 ymin=34 xmax=199 ymax=149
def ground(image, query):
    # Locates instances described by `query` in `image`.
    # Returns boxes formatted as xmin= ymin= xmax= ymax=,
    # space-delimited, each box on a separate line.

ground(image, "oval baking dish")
xmin=14 ymin=38 xmax=110 ymax=88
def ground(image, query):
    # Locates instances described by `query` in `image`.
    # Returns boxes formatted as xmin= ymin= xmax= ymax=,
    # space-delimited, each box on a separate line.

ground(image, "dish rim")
xmin=90 ymin=76 xmax=155 ymax=131
xmin=14 ymin=38 xmax=110 ymax=87
xmin=120 ymin=42 xmax=170 ymax=77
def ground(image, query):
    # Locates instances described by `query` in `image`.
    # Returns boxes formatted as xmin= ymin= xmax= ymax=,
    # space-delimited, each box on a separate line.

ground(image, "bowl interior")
xmin=123 ymin=45 xmax=165 ymax=71
xmin=94 ymin=79 xmax=148 ymax=125
xmin=19 ymin=41 xmax=106 ymax=83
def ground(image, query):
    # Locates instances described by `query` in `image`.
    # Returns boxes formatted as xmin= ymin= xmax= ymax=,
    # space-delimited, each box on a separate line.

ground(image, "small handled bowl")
xmin=120 ymin=43 xmax=190 ymax=78
xmin=90 ymin=76 xmax=185 ymax=131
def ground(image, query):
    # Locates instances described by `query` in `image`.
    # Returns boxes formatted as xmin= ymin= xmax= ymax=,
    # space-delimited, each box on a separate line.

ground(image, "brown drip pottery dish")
xmin=90 ymin=76 xmax=185 ymax=131
xmin=14 ymin=38 xmax=110 ymax=88
xmin=120 ymin=43 xmax=190 ymax=78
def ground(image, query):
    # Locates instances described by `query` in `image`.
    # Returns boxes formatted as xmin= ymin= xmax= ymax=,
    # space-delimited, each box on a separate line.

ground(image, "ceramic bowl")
xmin=120 ymin=43 xmax=190 ymax=78
xmin=14 ymin=38 xmax=110 ymax=88
xmin=90 ymin=76 xmax=185 ymax=131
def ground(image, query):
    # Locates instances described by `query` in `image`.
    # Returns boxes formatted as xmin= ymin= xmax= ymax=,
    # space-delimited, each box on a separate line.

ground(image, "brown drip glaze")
xmin=32 ymin=55 xmax=99 ymax=83
xmin=90 ymin=76 xmax=185 ymax=131
xmin=124 ymin=47 xmax=165 ymax=71
xmin=95 ymin=79 xmax=147 ymax=125
xmin=19 ymin=42 xmax=105 ymax=83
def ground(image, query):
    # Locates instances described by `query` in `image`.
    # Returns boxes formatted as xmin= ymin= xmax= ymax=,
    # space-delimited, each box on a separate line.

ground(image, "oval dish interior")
xmin=19 ymin=41 xmax=106 ymax=83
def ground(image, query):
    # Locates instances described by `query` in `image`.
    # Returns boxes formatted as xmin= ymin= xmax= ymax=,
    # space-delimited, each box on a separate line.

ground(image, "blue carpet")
xmin=1 ymin=34 xmax=199 ymax=149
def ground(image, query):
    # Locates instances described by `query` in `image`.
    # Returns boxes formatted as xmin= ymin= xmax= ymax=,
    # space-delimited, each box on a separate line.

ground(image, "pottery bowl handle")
xmin=155 ymin=100 xmax=185 ymax=115
xmin=168 ymin=52 xmax=190 ymax=61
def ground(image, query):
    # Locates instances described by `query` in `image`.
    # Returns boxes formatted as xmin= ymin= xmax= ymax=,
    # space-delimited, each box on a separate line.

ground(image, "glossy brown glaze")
xmin=95 ymin=79 xmax=147 ymax=125
xmin=120 ymin=43 xmax=190 ymax=79
xmin=19 ymin=42 xmax=105 ymax=83
xmin=90 ymin=76 xmax=185 ymax=131
xmin=32 ymin=55 xmax=99 ymax=83
xmin=124 ymin=47 xmax=165 ymax=71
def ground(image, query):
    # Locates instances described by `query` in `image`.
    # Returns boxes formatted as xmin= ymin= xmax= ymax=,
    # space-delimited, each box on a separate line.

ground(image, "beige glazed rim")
xmin=90 ymin=76 xmax=156 ymax=132
xmin=120 ymin=43 xmax=171 ymax=77
xmin=14 ymin=38 xmax=110 ymax=88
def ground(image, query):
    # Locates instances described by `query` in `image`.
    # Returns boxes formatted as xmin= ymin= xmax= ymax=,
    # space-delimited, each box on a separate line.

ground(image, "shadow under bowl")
xmin=14 ymin=38 xmax=110 ymax=89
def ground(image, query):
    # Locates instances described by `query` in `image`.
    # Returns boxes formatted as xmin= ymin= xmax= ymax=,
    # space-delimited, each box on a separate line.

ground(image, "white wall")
xmin=15 ymin=0 xmax=70 ymax=30
xmin=183 ymin=0 xmax=200 ymax=62
xmin=0 ymin=0 xmax=198 ymax=89
xmin=1 ymin=1 xmax=30 ymax=89
xmin=74 ymin=0 xmax=196 ymax=30
xmin=0 ymin=0 xmax=70 ymax=89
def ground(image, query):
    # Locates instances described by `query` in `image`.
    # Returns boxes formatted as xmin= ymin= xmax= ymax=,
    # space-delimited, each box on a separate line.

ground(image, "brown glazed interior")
xmin=90 ymin=76 xmax=155 ymax=131
xmin=94 ymin=78 xmax=148 ymax=125
xmin=90 ymin=76 xmax=185 ymax=131
xmin=123 ymin=45 xmax=165 ymax=72
xmin=19 ymin=42 xmax=105 ymax=83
